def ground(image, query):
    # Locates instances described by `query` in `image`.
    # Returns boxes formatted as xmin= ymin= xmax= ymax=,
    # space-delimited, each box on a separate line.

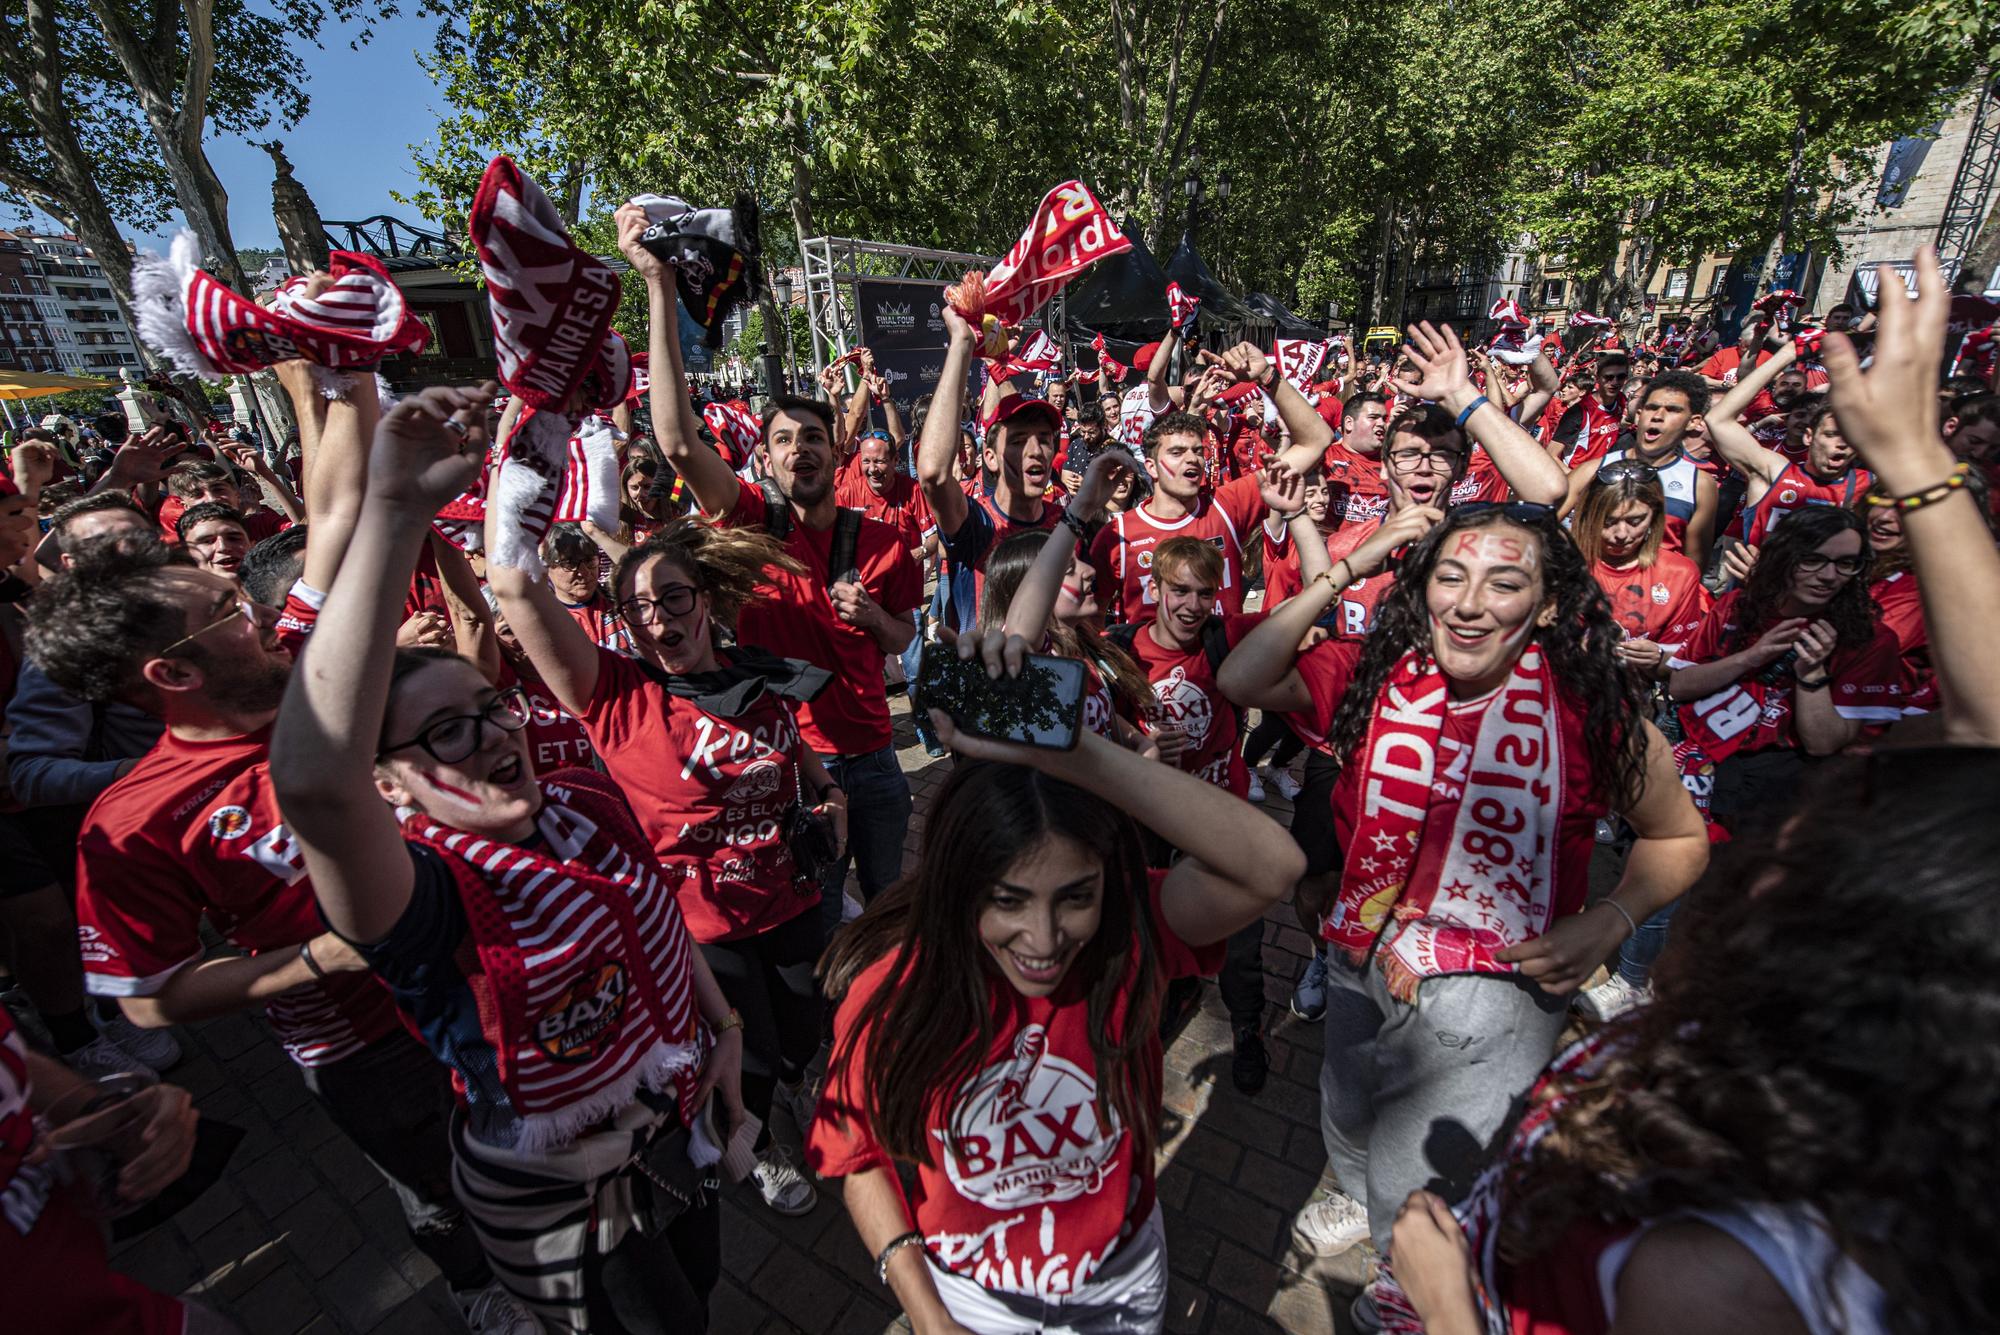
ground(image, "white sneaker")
xmin=752 ymin=1146 xmax=818 ymax=1216
xmin=776 ymin=1075 xmax=820 ymax=1139
xmin=1246 ymin=771 xmax=1267 ymax=803
xmin=66 ymin=1033 xmax=153 ymax=1081
xmin=1576 ymin=973 xmax=1652 ymax=1022
xmin=1292 ymin=1190 xmax=1370 ymax=1257
xmin=1265 ymin=765 xmax=1303 ymax=801
xmin=459 ymin=1281 xmax=541 ymax=1333
xmin=96 ymin=1011 xmax=181 ymax=1071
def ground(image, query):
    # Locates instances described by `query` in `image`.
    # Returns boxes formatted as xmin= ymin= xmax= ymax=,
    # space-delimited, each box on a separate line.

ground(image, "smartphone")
xmin=916 ymin=645 xmax=1088 ymax=751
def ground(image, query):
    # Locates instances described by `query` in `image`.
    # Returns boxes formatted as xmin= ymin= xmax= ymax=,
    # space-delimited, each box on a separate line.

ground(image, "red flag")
xmin=947 ymin=181 xmax=1131 ymax=329
xmin=1091 ymin=331 xmax=1128 ymax=380
xmin=1274 ymin=338 xmax=1328 ymax=389
xmin=1166 ymin=282 xmax=1201 ymax=332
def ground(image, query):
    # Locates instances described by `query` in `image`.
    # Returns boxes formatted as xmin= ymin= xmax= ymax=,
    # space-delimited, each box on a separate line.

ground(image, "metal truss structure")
xmin=804 ymin=235 xmax=1060 ymax=379
xmin=318 ymin=216 xmax=465 ymax=267
xmin=1936 ymin=75 xmax=2000 ymax=290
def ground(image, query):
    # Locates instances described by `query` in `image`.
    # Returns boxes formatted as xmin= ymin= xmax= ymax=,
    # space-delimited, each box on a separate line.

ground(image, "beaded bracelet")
xmin=1864 ymin=462 xmax=1970 ymax=512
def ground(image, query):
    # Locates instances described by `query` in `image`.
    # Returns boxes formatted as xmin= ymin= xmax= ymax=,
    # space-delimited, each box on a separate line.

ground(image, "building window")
xmin=1665 ymin=268 xmax=1689 ymax=299
xmin=1708 ymin=263 xmax=1733 ymax=296
xmin=1541 ymin=279 xmax=1565 ymax=306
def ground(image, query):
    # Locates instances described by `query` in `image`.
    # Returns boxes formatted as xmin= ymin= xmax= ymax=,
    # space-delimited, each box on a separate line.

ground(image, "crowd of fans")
xmin=1 ymin=204 xmax=1995 ymax=1335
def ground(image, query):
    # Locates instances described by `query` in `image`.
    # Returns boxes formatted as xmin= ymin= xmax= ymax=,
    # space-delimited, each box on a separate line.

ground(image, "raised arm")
xmin=915 ymin=306 xmax=978 ymax=538
xmin=1514 ymin=345 xmax=1559 ymax=434
xmin=299 ymin=371 xmax=382 ymax=594
xmin=225 ymin=441 xmax=304 ymax=522
xmin=1145 ymin=326 xmax=1181 ymax=412
xmin=1200 ymin=344 xmax=1334 ymax=475
xmin=932 ymin=678 xmax=1304 ymax=948
xmin=270 ymin=384 xmax=496 ymax=944
xmin=427 ymin=529 xmax=500 ymax=682
xmin=483 ymin=473 xmax=605 ymax=715
xmin=617 ymin=203 xmax=742 ymax=518
xmin=1393 ymin=322 xmax=1569 ymax=504
xmin=839 ymin=357 xmax=873 ymax=455
xmin=1823 ymin=246 xmax=2000 ymax=746
xmin=1704 ymin=339 xmax=1795 ymax=487
xmin=1001 ymin=453 xmax=1129 ymax=642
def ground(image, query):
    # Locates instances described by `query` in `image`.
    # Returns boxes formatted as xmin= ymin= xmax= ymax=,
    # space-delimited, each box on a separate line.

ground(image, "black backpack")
xmin=760 ymin=477 xmax=863 ymax=586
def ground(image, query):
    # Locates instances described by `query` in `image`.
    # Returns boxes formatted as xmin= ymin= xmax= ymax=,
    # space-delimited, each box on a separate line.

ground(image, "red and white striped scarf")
xmin=469 ymin=157 xmax=631 ymax=575
xmin=946 ymin=181 xmax=1131 ymax=331
xmin=401 ymin=771 xmax=708 ymax=1152
xmin=1327 ymin=646 xmax=1563 ymax=1002
xmin=1166 ymin=281 xmax=1200 ymax=332
xmin=1275 ymin=338 xmax=1329 ymax=389
xmin=1092 ymin=332 xmax=1128 ymax=380
xmin=702 ymin=400 xmax=762 ymax=467
xmin=132 ymin=235 xmax=428 ymax=379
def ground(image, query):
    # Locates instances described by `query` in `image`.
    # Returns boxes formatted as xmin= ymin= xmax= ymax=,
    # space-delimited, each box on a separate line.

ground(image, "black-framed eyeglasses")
xmin=158 ymin=594 xmax=258 ymax=659
xmin=617 ymin=584 xmax=699 ymax=625
xmin=378 ymin=686 xmax=532 ymax=764
xmin=1387 ymin=446 xmax=1464 ymax=473
xmin=1794 ymin=552 xmax=1870 ymax=578
xmin=1455 ymin=501 xmax=1559 ymax=524
xmin=1597 ymin=460 xmax=1660 ymax=485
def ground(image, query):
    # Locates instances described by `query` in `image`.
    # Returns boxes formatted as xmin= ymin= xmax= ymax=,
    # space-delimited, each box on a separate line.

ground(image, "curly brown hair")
xmin=1491 ymin=749 xmax=2000 ymax=1333
xmin=609 ymin=515 xmax=801 ymax=632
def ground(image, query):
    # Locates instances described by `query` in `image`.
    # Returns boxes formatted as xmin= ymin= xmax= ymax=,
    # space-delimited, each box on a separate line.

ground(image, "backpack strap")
xmin=1201 ymin=617 xmax=1247 ymax=737
xmin=760 ymin=478 xmax=793 ymax=541
xmin=1105 ymin=622 xmax=1139 ymax=654
xmin=828 ymin=507 xmax=864 ymax=586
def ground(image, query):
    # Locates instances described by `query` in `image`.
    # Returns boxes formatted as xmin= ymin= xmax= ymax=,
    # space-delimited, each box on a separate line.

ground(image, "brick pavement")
xmin=106 ymin=695 xmax=1369 ymax=1334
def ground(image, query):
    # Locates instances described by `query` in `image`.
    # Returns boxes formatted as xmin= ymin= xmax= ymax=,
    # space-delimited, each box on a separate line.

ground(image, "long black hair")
xmin=819 ymin=760 xmax=1163 ymax=1171
xmin=1324 ymin=506 xmax=1651 ymax=810
xmin=1730 ymin=506 xmax=1875 ymax=654
xmin=1493 ymin=749 xmax=2000 ymax=1334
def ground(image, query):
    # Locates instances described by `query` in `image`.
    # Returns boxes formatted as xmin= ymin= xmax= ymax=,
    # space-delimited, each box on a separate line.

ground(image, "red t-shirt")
xmin=1321 ymin=440 xmax=1387 ymax=528
xmin=1870 ymin=570 xmax=1934 ymax=710
xmin=1264 ymin=527 xmax=1394 ymax=642
xmin=1697 ymin=347 xmax=1779 ymax=423
xmin=496 ymin=661 xmax=597 ymax=774
xmin=1125 ymin=615 xmax=1261 ymax=796
xmin=1738 ymin=462 xmax=1874 ymax=548
xmin=1591 ymin=550 xmax=1710 ymax=649
xmin=559 ymin=590 xmax=637 ymax=656
xmin=155 ymin=494 xmax=287 ymax=544
xmin=719 ymin=487 xmax=924 ymax=756
xmin=75 ymin=727 xmax=403 ymax=1067
xmin=1292 ymin=641 xmax=1608 ymax=933
xmin=578 ymin=648 xmax=814 ymax=942
xmin=1087 ymin=474 xmax=1267 ymax=623
xmin=836 ymin=470 xmax=935 ymax=554
xmin=1669 ymin=589 xmax=1909 ymax=759
xmin=1449 ymin=448 xmax=1512 ymax=506
xmin=806 ymin=870 xmax=1221 ymax=1298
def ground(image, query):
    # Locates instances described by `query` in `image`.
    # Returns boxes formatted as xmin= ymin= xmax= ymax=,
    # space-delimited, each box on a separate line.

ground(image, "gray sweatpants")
xmin=1318 ymin=958 xmax=1568 ymax=1250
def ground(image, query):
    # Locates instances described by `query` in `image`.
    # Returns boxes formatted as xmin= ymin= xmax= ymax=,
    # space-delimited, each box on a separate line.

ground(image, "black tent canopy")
xmin=1163 ymin=231 xmax=1251 ymax=325
xmin=1065 ymin=219 xmax=1172 ymax=349
xmin=1244 ymin=291 xmax=1326 ymax=340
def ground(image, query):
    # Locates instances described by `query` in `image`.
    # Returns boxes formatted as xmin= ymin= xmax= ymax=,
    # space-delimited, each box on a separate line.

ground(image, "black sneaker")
xmin=1231 ymin=1024 xmax=1269 ymax=1094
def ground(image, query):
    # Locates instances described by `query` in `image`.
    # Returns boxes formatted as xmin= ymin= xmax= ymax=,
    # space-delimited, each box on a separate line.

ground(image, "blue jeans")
xmin=817 ymin=743 xmax=913 ymax=936
xmin=1617 ymin=899 xmax=1679 ymax=986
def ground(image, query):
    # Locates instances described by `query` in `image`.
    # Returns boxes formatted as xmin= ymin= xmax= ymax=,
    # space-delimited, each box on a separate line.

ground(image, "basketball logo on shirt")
xmin=937 ymin=1024 xmax=1123 ymax=1209
xmin=1651 ymin=583 xmax=1670 ymax=605
xmin=208 ymin=805 xmax=253 ymax=839
xmin=1153 ymin=667 xmax=1212 ymax=747
xmin=535 ymin=961 xmax=628 ymax=1063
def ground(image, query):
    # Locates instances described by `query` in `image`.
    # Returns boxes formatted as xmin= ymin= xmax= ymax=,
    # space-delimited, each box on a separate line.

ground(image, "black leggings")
xmin=1243 ymin=714 xmax=1304 ymax=771
xmin=583 ymin=1197 xmax=721 ymax=1334
xmin=698 ymin=907 xmax=823 ymax=1149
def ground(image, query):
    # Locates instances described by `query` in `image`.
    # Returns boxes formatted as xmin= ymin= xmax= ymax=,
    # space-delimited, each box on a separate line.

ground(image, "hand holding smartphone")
xmin=915 ymin=638 xmax=1087 ymax=751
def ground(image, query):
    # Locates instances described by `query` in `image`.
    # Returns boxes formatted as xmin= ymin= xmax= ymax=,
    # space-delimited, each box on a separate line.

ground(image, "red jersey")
xmin=1088 ymin=474 xmax=1267 ymax=623
xmin=1294 ymin=641 xmax=1608 ymax=930
xmin=1738 ymin=462 xmax=1873 ymax=548
xmin=577 ymin=648 xmax=814 ymax=942
xmin=807 ymin=871 xmax=1221 ymax=1299
xmin=558 ymin=590 xmax=637 ymax=656
xmin=1124 ymin=615 xmax=1261 ymax=795
xmin=75 ymin=727 xmax=403 ymax=1067
xmin=1591 ymin=550 xmax=1710 ymax=649
xmin=1449 ymin=448 xmax=1512 ymax=506
xmin=1265 ymin=524 xmax=1394 ymax=641
xmin=720 ymin=487 xmax=924 ymax=756
xmin=1669 ymin=589 xmax=1909 ymax=761
xmin=1697 ymin=346 xmax=1779 ymax=422
xmin=1321 ymin=440 xmax=1388 ymax=528
xmin=835 ymin=470 xmax=935 ymax=554
xmin=1870 ymin=570 xmax=1934 ymax=710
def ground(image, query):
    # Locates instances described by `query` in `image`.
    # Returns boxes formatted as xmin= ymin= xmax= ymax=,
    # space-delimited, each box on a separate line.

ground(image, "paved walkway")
xmin=107 ymin=696 xmax=1370 ymax=1334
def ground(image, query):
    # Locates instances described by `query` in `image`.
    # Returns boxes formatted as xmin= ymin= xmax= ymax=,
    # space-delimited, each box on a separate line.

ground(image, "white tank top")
xmin=1598 ymin=1202 xmax=1887 ymax=1335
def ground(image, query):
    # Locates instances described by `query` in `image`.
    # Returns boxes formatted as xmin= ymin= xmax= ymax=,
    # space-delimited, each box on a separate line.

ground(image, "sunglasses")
xmin=378 ymin=686 xmax=533 ymax=765
xmin=618 ymin=583 xmax=699 ymax=625
xmin=1597 ymin=460 xmax=1661 ymax=485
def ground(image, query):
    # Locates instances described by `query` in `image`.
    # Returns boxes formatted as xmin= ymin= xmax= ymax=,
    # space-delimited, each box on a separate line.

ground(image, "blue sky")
xmin=110 ymin=12 xmax=451 ymax=253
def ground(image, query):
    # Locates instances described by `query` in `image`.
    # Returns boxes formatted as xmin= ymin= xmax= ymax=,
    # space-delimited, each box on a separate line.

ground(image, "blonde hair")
xmin=1574 ymin=472 xmax=1666 ymax=569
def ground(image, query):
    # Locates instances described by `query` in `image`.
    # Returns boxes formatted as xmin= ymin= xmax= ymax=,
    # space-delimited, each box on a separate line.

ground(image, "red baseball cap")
xmin=1132 ymin=341 xmax=1163 ymax=373
xmin=979 ymin=394 xmax=1063 ymax=435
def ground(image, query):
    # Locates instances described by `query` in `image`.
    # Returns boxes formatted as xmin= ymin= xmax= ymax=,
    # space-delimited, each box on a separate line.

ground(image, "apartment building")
xmin=0 ymin=229 xmax=142 ymax=376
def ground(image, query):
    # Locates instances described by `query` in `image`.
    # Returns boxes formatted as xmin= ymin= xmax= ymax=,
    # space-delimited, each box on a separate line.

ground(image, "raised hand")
xmin=1348 ymin=504 xmax=1444 ymax=578
xmin=368 ymin=381 xmax=498 ymax=515
xmin=105 ymin=426 xmax=183 ymax=486
xmin=1075 ymin=449 xmax=1132 ymax=516
xmin=1821 ymin=247 xmax=1947 ymax=494
xmin=615 ymin=203 xmax=670 ymax=284
xmin=1259 ymin=460 xmax=1304 ymax=514
xmin=1199 ymin=342 xmax=1272 ymax=388
xmin=1391 ymin=322 xmax=1473 ymax=403
xmin=9 ymin=439 xmax=57 ymax=493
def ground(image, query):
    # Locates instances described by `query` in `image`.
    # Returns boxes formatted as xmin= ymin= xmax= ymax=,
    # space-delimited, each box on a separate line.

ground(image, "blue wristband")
xmin=1454 ymin=395 xmax=1489 ymax=428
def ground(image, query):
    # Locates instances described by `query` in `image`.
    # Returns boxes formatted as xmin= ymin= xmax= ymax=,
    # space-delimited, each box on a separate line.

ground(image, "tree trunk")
xmin=160 ymin=144 xmax=248 ymax=294
xmin=1367 ymin=205 xmax=1394 ymax=329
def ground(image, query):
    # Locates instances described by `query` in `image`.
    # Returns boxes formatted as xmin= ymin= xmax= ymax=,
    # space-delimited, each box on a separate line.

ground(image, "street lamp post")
xmin=770 ymin=273 xmax=795 ymax=389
